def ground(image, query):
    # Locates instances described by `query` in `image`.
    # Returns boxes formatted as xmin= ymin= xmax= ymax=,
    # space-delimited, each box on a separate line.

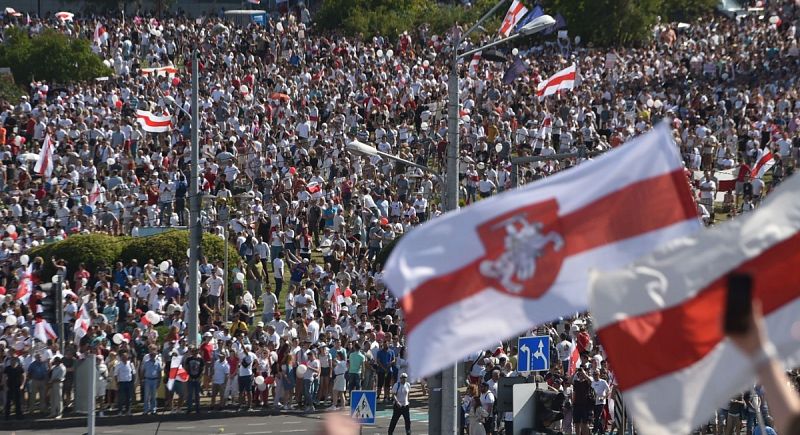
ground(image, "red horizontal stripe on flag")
xmin=137 ymin=115 xmax=171 ymax=128
xmin=537 ymin=71 xmax=576 ymax=96
xmin=599 ymin=231 xmax=800 ymax=391
xmin=400 ymin=169 xmax=696 ymax=333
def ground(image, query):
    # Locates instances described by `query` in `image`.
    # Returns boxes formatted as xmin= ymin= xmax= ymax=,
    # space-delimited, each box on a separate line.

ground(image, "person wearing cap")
xmin=211 ymin=350 xmax=230 ymax=410
xmin=388 ymin=372 xmax=412 ymax=435
xmin=183 ymin=346 xmax=206 ymax=413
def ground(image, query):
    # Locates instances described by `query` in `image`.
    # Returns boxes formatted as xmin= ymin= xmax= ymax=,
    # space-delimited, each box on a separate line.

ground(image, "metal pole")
xmin=87 ymin=354 xmax=96 ymax=435
xmin=187 ymin=49 xmax=201 ymax=346
xmin=439 ymin=36 xmax=461 ymax=435
xmin=224 ymin=224 xmax=229 ymax=322
xmin=55 ymin=276 xmax=64 ymax=354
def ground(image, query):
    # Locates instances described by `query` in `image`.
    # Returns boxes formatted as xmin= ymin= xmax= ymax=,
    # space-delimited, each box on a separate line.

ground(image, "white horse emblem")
xmin=479 ymin=215 xmax=564 ymax=294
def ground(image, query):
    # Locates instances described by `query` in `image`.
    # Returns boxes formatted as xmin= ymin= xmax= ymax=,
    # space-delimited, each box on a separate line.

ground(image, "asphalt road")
xmin=13 ymin=406 xmax=431 ymax=435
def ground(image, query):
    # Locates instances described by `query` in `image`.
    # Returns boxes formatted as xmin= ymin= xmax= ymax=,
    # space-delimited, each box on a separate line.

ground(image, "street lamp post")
xmin=440 ymin=8 xmax=555 ymax=435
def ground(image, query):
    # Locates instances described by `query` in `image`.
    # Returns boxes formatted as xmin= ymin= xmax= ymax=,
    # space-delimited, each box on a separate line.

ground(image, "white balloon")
xmin=257 ymin=382 xmax=267 ymax=391
xmin=236 ymin=272 xmax=245 ymax=281
xmin=145 ymin=311 xmax=161 ymax=324
xmin=239 ymin=85 xmax=249 ymax=94
xmin=159 ymin=261 xmax=170 ymax=272
xmin=376 ymin=49 xmax=384 ymax=58
xmin=295 ymin=365 xmax=307 ymax=377
xmin=386 ymin=49 xmax=394 ymax=59
xmin=107 ymin=158 xmax=116 ymax=166
xmin=112 ymin=333 xmax=124 ymax=345
xmin=7 ymin=224 xmax=15 ymax=234
xmin=769 ymin=15 xmax=780 ymax=24
xmin=477 ymin=162 xmax=485 ymax=170
xmin=422 ymin=60 xmax=430 ymax=68
xmin=5 ymin=314 xmax=17 ymax=326
xmin=512 ymin=48 xmax=519 ymax=56
xmin=344 ymin=296 xmax=353 ymax=306
xmin=255 ymin=375 xmax=265 ymax=385
xmin=19 ymin=255 xmax=29 ymax=266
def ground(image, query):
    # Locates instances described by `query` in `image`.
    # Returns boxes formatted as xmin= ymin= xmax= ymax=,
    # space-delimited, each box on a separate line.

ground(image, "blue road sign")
xmin=517 ymin=335 xmax=550 ymax=371
xmin=350 ymin=390 xmax=377 ymax=425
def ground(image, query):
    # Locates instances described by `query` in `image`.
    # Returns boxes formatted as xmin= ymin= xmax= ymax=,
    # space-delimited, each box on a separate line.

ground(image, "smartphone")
xmin=724 ymin=273 xmax=753 ymax=334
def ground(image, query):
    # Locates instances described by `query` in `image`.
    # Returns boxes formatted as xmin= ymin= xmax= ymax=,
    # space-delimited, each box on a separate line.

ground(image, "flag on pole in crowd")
xmin=498 ymin=0 xmax=529 ymax=37
xmin=468 ymin=52 xmax=481 ymax=77
xmin=383 ymin=123 xmax=701 ymax=378
xmin=247 ymin=0 xmax=261 ymax=4
xmin=34 ymin=134 xmax=55 ymax=178
xmin=750 ymin=148 xmax=775 ymax=179
xmin=55 ymin=11 xmax=74 ymax=22
xmin=4 ymin=7 xmax=22 ymax=17
xmin=136 ymin=110 xmax=172 ymax=133
xmin=14 ymin=272 xmax=33 ymax=304
xmin=567 ymin=343 xmax=581 ymax=377
xmin=514 ymin=5 xmax=544 ymax=33
xmin=502 ymin=57 xmax=528 ymax=85
xmin=88 ymin=180 xmax=101 ymax=205
xmin=589 ymin=171 xmax=800 ymax=435
xmin=167 ymin=354 xmax=189 ymax=390
xmin=140 ymin=66 xmax=178 ymax=77
xmin=537 ymin=63 xmax=577 ymax=98
xmin=93 ymin=22 xmax=108 ymax=46
xmin=74 ymin=304 xmax=91 ymax=340
xmin=34 ymin=318 xmax=58 ymax=343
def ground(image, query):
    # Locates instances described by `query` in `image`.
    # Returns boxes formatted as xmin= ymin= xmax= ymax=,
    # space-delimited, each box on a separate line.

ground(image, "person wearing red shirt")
xmin=200 ymin=333 xmax=214 ymax=389
xmin=576 ymin=327 xmax=592 ymax=357
xmin=73 ymin=263 xmax=90 ymax=290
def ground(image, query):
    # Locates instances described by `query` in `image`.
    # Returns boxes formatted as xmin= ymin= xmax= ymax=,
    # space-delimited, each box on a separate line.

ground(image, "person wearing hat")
xmin=388 ymin=372 xmax=412 ymax=435
xmin=183 ymin=345 xmax=205 ymax=414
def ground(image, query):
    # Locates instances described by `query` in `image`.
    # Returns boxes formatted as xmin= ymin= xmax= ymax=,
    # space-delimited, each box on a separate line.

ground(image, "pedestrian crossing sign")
xmin=350 ymin=390 xmax=377 ymax=424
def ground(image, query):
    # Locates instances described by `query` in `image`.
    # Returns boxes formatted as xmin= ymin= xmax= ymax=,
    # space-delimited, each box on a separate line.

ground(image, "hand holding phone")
xmin=725 ymin=273 xmax=753 ymax=335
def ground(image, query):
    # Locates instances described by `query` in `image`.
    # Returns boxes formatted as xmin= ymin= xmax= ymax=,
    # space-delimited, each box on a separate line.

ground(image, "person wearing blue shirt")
xmin=375 ymin=341 xmax=396 ymax=404
xmin=141 ymin=346 xmax=163 ymax=415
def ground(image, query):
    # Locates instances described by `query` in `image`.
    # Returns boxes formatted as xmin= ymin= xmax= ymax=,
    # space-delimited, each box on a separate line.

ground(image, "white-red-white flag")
xmin=140 ymin=66 xmax=178 ymax=77
xmin=167 ymin=354 xmax=189 ymax=390
xmin=34 ymin=318 xmax=58 ymax=343
xmin=384 ymin=123 xmax=700 ymax=378
xmin=88 ymin=180 xmax=102 ymax=205
xmin=590 ymin=171 xmax=800 ymax=435
xmin=74 ymin=303 xmax=91 ymax=340
xmin=34 ymin=134 xmax=55 ymax=178
xmin=468 ymin=52 xmax=481 ymax=77
xmin=750 ymin=148 xmax=775 ymax=179
xmin=55 ymin=11 xmax=74 ymax=21
xmin=498 ymin=0 xmax=529 ymax=37
xmin=4 ymin=7 xmax=22 ymax=17
xmin=136 ymin=110 xmax=172 ymax=133
xmin=93 ymin=22 xmax=108 ymax=46
xmin=537 ymin=64 xmax=577 ymax=98
xmin=14 ymin=273 xmax=33 ymax=304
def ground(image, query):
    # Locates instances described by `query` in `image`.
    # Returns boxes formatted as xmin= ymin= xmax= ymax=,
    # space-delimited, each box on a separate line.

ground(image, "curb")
xmin=4 ymin=408 xmax=287 ymax=431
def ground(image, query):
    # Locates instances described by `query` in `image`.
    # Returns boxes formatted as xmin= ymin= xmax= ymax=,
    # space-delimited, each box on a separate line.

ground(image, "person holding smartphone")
xmin=727 ymin=293 xmax=800 ymax=435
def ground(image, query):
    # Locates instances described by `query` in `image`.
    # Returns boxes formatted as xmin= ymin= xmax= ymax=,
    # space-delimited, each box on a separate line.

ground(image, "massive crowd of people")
xmin=0 ymin=0 xmax=798 ymax=433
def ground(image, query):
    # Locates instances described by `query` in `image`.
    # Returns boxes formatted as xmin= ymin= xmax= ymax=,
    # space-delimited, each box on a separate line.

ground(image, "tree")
xmin=0 ymin=27 xmax=112 ymax=85
xmin=660 ymin=0 xmax=718 ymax=22
xmin=546 ymin=0 xmax=661 ymax=46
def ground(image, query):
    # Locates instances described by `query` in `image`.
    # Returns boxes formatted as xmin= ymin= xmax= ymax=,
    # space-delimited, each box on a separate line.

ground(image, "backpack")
xmin=241 ymin=354 xmax=252 ymax=368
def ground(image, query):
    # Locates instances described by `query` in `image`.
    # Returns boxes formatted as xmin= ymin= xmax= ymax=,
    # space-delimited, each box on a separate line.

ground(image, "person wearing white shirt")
xmin=238 ymin=347 xmax=257 ymax=408
xmin=207 ymin=273 xmax=224 ymax=309
xmin=211 ymin=352 xmax=230 ymax=409
xmin=261 ymin=288 xmax=278 ymax=323
xmin=303 ymin=351 xmax=321 ymax=412
xmin=388 ymin=373 xmax=412 ymax=435
xmin=590 ymin=371 xmax=611 ymax=430
xmin=307 ymin=317 xmax=320 ymax=344
xmin=114 ymin=353 xmax=135 ymax=415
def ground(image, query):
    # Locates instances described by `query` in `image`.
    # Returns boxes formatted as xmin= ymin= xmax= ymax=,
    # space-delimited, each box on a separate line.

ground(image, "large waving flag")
xmin=34 ymin=134 xmax=55 ymax=178
xmin=750 ymin=148 xmax=775 ymax=179
xmin=88 ymin=180 xmax=102 ymax=205
xmin=140 ymin=66 xmax=178 ymax=77
xmin=136 ymin=110 xmax=172 ymax=133
xmin=498 ymin=0 xmax=529 ymax=37
xmin=93 ymin=22 xmax=108 ymax=46
xmin=74 ymin=303 xmax=91 ymax=340
xmin=384 ymin=123 xmax=700 ymax=378
xmin=537 ymin=64 xmax=577 ymax=98
xmin=34 ymin=318 xmax=58 ymax=343
xmin=167 ymin=354 xmax=189 ymax=390
xmin=590 ymin=172 xmax=800 ymax=435
xmin=14 ymin=273 xmax=33 ymax=304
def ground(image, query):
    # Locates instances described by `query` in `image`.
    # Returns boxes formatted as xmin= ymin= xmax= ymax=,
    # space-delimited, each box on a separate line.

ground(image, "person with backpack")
xmin=388 ymin=373 xmax=412 ymax=435
xmin=238 ymin=345 xmax=257 ymax=410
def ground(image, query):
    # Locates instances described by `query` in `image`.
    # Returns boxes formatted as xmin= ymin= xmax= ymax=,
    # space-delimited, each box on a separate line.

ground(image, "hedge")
xmin=29 ymin=230 xmax=240 ymax=288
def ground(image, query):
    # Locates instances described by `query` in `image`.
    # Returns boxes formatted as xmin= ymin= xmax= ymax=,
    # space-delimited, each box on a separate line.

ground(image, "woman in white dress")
xmin=468 ymin=396 xmax=489 ymax=435
xmin=330 ymin=351 xmax=348 ymax=410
